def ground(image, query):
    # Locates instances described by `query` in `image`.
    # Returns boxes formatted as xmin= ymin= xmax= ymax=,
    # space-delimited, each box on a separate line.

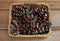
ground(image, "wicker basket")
xmin=8 ymin=2 xmax=51 ymax=37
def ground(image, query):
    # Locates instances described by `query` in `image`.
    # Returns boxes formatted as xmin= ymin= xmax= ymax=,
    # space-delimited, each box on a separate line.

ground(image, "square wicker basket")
xmin=8 ymin=2 xmax=51 ymax=37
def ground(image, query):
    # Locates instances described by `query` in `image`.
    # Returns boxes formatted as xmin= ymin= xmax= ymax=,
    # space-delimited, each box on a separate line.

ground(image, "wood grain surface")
xmin=0 ymin=0 xmax=60 ymax=41
xmin=0 ymin=1 xmax=60 ymax=10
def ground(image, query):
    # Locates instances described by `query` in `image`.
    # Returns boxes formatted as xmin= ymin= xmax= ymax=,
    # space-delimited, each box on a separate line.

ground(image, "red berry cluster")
xmin=10 ymin=4 xmax=51 ymax=35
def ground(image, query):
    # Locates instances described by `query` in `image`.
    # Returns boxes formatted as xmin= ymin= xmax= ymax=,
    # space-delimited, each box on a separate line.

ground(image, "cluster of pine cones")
xmin=10 ymin=4 xmax=51 ymax=36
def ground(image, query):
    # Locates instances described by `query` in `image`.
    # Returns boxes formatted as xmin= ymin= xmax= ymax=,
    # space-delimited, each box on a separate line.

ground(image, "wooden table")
xmin=0 ymin=0 xmax=60 ymax=41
